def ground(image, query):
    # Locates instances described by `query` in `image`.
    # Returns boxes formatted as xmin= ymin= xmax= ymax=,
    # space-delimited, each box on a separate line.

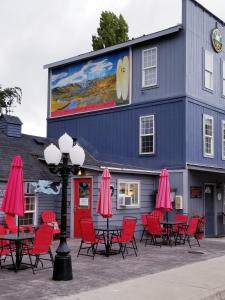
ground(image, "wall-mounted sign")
xmin=190 ymin=186 xmax=202 ymax=198
xmin=32 ymin=180 xmax=61 ymax=195
xmin=50 ymin=49 xmax=130 ymax=118
xmin=211 ymin=28 xmax=223 ymax=53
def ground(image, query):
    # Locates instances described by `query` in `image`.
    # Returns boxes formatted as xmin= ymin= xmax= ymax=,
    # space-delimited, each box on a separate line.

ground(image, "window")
xmin=117 ymin=180 xmax=140 ymax=208
xmin=222 ymin=121 xmax=225 ymax=160
xmin=223 ymin=60 xmax=225 ymax=97
xmin=142 ymin=47 xmax=157 ymax=87
xmin=19 ymin=182 xmax=37 ymax=226
xmin=203 ymin=114 xmax=214 ymax=157
xmin=204 ymin=50 xmax=213 ymax=91
xmin=139 ymin=115 xmax=155 ymax=154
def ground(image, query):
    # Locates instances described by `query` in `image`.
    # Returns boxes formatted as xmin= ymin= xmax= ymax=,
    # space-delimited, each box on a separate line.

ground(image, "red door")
xmin=74 ymin=178 xmax=92 ymax=238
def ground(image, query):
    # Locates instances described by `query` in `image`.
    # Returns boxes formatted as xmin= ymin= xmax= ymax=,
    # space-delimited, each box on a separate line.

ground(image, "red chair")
xmin=41 ymin=210 xmax=60 ymax=236
xmin=21 ymin=224 xmax=54 ymax=274
xmin=182 ymin=217 xmax=200 ymax=248
xmin=140 ymin=214 xmax=149 ymax=242
xmin=145 ymin=215 xmax=168 ymax=247
xmin=77 ymin=219 xmax=103 ymax=259
xmin=0 ymin=225 xmax=13 ymax=268
xmin=5 ymin=213 xmax=33 ymax=234
xmin=149 ymin=209 xmax=165 ymax=221
xmin=111 ymin=217 xmax=137 ymax=258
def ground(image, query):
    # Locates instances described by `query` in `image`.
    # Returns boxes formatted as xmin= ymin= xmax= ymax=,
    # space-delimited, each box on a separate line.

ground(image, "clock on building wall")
xmin=211 ymin=28 xmax=223 ymax=53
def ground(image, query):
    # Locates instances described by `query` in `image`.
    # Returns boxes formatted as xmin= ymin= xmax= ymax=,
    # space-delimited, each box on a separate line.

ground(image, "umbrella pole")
xmin=17 ymin=216 xmax=20 ymax=237
xmin=106 ymin=218 xmax=109 ymax=256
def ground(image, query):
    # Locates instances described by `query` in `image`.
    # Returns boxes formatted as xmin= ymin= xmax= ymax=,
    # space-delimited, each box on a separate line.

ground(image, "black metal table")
xmin=160 ymin=221 xmax=185 ymax=245
xmin=94 ymin=225 xmax=121 ymax=256
xmin=0 ymin=233 xmax=34 ymax=272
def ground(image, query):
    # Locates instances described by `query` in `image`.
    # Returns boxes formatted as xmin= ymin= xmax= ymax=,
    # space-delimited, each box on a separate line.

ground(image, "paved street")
xmin=0 ymin=238 xmax=225 ymax=299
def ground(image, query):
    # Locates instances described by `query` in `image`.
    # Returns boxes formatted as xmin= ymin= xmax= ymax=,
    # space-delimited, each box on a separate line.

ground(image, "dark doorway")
xmin=204 ymin=184 xmax=215 ymax=237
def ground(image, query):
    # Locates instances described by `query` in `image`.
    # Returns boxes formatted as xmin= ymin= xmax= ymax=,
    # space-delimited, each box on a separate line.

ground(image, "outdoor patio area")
xmin=0 ymin=237 xmax=225 ymax=300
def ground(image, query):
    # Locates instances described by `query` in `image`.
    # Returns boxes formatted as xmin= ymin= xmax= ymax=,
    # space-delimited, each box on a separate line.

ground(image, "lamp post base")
xmin=52 ymin=254 xmax=73 ymax=281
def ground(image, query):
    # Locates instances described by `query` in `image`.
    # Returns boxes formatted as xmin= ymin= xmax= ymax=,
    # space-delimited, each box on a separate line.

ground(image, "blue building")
xmin=44 ymin=0 xmax=225 ymax=237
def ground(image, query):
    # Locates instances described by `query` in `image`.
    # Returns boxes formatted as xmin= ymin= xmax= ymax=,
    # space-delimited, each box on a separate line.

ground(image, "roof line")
xmin=191 ymin=0 xmax=225 ymax=26
xmin=44 ymin=24 xmax=182 ymax=70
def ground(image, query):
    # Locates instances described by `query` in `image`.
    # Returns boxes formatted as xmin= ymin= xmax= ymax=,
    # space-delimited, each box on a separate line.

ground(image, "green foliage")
xmin=0 ymin=86 xmax=22 ymax=115
xmin=92 ymin=11 xmax=129 ymax=51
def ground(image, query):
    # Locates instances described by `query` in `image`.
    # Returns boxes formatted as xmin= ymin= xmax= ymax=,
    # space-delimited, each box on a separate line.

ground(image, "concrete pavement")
xmin=54 ymin=255 xmax=225 ymax=300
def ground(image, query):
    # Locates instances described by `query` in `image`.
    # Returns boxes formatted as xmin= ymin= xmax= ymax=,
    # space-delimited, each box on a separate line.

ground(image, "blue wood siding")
xmin=132 ymin=33 xmax=185 ymax=103
xmin=183 ymin=0 xmax=225 ymax=109
xmin=72 ymin=171 xmax=156 ymax=239
xmin=186 ymin=98 xmax=225 ymax=168
xmin=48 ymin=98 xmax=186 ymax=170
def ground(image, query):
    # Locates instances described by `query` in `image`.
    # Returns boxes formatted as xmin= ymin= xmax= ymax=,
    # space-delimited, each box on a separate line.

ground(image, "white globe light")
xmin=69 ymin=144 xmax=85 ymax=166
xmin=44 ymin=143 xmax=62 ymax=165
xmin=58 ymin=133 xmax=73 ymax=154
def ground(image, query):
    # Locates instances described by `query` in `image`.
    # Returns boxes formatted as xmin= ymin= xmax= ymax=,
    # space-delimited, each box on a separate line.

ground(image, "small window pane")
xmin=205 ymin=51 xmax=213 ymax=71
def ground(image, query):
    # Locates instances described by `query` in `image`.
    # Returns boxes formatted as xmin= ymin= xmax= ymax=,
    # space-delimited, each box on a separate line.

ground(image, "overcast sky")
xmin=0 ymin=0 xmax=224 ymax=137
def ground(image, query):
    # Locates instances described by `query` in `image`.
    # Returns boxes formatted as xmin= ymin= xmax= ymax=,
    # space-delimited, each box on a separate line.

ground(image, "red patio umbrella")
xmin=155 ymin=168 xmax=172 ymax=214
xmin=96 ymin=168 xmax=112 ymax=255
xmin=1 ymin=155 xmax=25 ymax=236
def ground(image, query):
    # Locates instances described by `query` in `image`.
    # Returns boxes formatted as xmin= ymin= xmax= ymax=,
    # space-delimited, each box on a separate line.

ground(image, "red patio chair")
xmin=41 ymin=210 xmax=60 ymax=236
xmin=0 ymin=225 xmax=14 ymax=268
xmin=110 ymin=217 xmax=137 ymax=258
xmin=149 ymin=209 xmax=165 ymax=221
xmin=145 ymin=215 xmax=168 ymax=247
xmin=21 ymin=224 xmax=54 ymax=274
xmin=140 ymin=213 xmax=149 ymax=242
xmin=182 ymin=216 xmax=200 ymax=248
xmin=77 ymin=219 xmax=103 ymax=259
xmin=172 ymin=214 xmax=189 ymax=238
xmin=5 ymin=213 xmax=33 ymax=234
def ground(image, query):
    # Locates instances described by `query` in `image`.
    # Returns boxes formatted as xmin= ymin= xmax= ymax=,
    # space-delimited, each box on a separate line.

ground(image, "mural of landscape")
xmin=50 ymin=49 xmax=130 ymax=117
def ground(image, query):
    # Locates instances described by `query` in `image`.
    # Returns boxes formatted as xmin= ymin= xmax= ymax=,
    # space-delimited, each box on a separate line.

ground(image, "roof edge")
xmin=44 ymin=24 xmax=182 ymax=70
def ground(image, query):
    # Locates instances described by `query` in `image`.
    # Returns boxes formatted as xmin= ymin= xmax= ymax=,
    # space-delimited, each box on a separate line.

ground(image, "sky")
xmin=0 ymin=0 xmax=225 ymax=137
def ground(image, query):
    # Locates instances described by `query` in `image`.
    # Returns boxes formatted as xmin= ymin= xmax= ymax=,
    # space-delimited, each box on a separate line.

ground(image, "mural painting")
xmin=50 ymin=49 xmax=130 ymax=117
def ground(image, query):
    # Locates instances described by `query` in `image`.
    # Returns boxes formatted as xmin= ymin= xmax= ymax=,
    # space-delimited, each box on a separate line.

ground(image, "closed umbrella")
xmin=1 ymin=155 xmax=25 ymax=236
xmin=156 ymin=169 xmax=172 ymax=219
xmin=96 ymin=168 xmax=112 ymax=255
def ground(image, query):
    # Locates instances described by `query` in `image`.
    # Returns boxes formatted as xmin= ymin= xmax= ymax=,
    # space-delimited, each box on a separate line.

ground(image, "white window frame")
xmin=204 ymin=50 xmax=213 ymax=91
xmin=222 ymin=60 xmax=225 ymax=97
xmin=139 ymin=115 xmax=155 ymax=155
xmin=142 ymin=47 xmax=157 ymax=88
xmin=117 ymin=179 xmax=140 ymax=209
xmin=222 ymin=121 xmax=225 ymax=160
xmin=203 ymin=114 xmax=214 ymax=158
xmin=19 ymin=182 xmax=38 ymax=226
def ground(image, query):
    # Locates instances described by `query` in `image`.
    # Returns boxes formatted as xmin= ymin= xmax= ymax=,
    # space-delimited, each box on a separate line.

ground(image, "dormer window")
xmin=142 ymin=47 xmax=157 ymax=88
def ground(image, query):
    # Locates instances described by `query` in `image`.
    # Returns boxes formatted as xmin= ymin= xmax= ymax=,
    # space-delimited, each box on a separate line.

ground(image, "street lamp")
xmin=44 ymin=133 xmax=85 ymax=281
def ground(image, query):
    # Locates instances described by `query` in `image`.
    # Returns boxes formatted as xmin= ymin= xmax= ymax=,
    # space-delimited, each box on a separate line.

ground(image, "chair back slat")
xmin=141 ymin=214 xmax=149 ymax=226
xmin=175 ymin=214 xmax=188 ymax=224
xmin=149 ymin=210 xmax=164 ymax=221
xmin=187 ymin=217 xmax=199 ymax=235
xmin=32 ymin=225 xmax=54 ymax=253
xmin=120 ymin=217 xmax=137 ymax=242
xmin=80 ymin=219 xmax=96 ymax=243
xmin=147 ymin=216 xmax=163 ymax=235
xmin=5 ymin=214 xmax=17 ymax=233
xmin=41 ymin=210 xmax=57 ymax=223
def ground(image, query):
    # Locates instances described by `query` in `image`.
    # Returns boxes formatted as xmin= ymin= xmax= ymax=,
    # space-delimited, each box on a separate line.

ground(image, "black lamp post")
xmin=44 ymin=133 xmax=85 ymax=281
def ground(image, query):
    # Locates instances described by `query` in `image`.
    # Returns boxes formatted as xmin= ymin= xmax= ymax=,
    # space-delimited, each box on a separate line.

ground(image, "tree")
xmin=0 ymin=86 xmax=22 ymax=115
xmin=92 ymin=11 xmax=129 ymax=51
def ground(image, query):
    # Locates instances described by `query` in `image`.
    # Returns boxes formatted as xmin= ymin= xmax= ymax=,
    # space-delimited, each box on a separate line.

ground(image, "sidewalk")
xmin=54 ymin=254 xmax=225 ymax=300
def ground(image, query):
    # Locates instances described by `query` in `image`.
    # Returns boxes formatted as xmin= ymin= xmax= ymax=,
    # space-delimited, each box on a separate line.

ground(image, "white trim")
xmin=222 ymin=60 xmax=225 ymax=97
xmin=222 ymin=120 xmax=225 ymax=160
xmin=142 ymin=47 xmax=157 ymax=88
xmin=203 ymin=114 xmax=214 ymax=158
xmin=139 ymin=114 xmax=155 ymax=155
xmin=117 ymin=179 xmax=140 ymax=209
